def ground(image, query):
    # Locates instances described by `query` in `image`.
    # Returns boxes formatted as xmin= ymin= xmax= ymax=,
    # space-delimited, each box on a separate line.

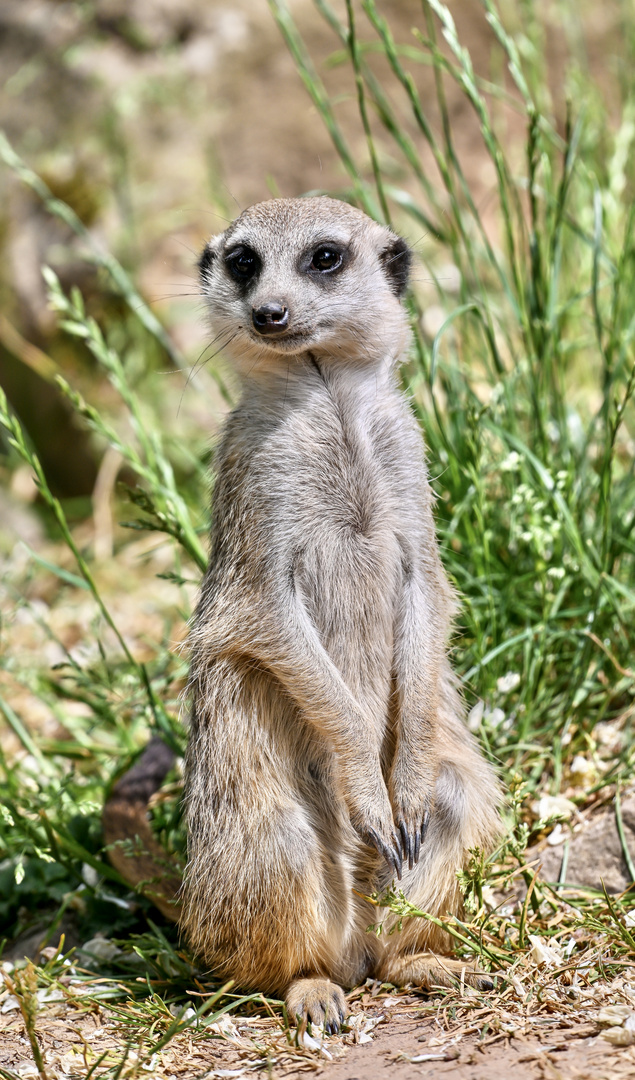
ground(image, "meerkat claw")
xmin=397 ymin=819 xmax=414 ymax=870
xmin=390 ymin=828 xmax=404 ymax=879
xmin=365 ymin=827 xmax=403 ymax=879
xmin=413 ymin=826 xmax=421 ymax=866
xmin=286 ymin=978 xmax=348 ymax=1034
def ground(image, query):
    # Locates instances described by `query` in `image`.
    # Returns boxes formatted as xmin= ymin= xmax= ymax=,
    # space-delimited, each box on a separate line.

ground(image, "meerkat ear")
xmin=379 ymin=235 xmax=411 ymax=298
xmin=198 ymin=237 xmax=221 ymax=282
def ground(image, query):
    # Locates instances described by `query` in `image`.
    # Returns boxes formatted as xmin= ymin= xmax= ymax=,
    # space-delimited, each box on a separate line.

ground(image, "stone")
xmin=532 ymin=794 xmax=635 ymax=894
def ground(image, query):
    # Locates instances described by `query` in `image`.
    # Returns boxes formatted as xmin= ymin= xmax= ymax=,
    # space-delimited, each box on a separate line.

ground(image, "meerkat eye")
xmin=225 ymin=246 xmax=260 ymax=283
xmin=310 ymin=246 xmax=343 ymax=273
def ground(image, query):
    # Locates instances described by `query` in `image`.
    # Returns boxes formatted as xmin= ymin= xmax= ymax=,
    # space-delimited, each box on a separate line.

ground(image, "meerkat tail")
xmin=102 ymin=736 xmax=182 ymax=921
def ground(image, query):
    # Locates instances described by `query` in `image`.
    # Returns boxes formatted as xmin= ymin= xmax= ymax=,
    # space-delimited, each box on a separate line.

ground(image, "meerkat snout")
xmin=252 ymin=300 xmax=289 ymax=335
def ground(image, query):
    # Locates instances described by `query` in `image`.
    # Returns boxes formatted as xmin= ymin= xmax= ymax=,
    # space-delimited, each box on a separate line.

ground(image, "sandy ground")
xmin=2 ymin=987 xmax=635 ymax=1080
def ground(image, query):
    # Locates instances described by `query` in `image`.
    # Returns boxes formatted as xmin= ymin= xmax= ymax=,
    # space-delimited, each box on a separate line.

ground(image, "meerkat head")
xmin=198 ymin=197 xmax=411 ymax=375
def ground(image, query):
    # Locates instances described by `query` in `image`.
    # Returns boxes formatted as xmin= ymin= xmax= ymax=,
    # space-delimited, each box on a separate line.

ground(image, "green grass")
xmin=1 ymin=0 xmax=635 ymax=1074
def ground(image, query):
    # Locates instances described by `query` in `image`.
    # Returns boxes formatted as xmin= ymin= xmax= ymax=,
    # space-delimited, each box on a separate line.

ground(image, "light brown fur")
xmin=182 ymin=197 xmax=501 ymax=1028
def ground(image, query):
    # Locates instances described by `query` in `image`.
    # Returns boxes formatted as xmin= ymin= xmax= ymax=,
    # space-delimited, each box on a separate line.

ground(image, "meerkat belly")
xmin=292 ymin=465 xmax=401 ymax=721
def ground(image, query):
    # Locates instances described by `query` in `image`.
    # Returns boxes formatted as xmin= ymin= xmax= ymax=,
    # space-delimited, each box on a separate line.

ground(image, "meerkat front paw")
xmin=286 ymin=977 xmax=348 ymax=1034
xmin=395 ymin=806 xmax=430 ymax=871
xmin=342 ymin=772 xmax=403 ymax=878
xmin=355 ymin=816 xmax=403 ymax=879
xmin=390 ymin=761 xmax=437 ymax=870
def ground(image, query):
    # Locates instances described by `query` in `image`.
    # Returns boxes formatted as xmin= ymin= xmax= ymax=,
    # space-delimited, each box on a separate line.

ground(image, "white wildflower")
xmin=535 ymin=794 xmax=576 ymax=821
xmin=485 ymin=707 xmax=505 ymax=728
xmin=497 ymin=672 xmax=520 ymax=694
xmin=500 ymin=451 xmax=521 ymax=472
xmin=81 ymin=863 xmax=99 ymax=888
xmin=467 ymin=700 xmax=484 ymax=732
xmin=546 ymin=823 xmax=567 ymax=846
xmin=569 ymin=755 xmax=595 ymax=786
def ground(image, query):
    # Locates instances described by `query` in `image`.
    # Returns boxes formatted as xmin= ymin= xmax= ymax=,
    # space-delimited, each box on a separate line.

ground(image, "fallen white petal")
xmin=597 ymin=1005 xmax=633 ymax=1026
xmin=169 ymin=1004 xmax=196 ymax=1021
xmin=346 ymin=1011 xmax=384 ymax=1036
xmin=528 ymin=934 xmax=563 ymax=967
xmin=602 ymin=1028 xmax=635 ymax=1046
xmin=81 ymin=863 xmax=99 ymax=888
xmin=36 ymin=987 xmax=64 ymax=1003
xmin=80 ymin=937 xmax=121 ymax=961
xmin=298 ymin=1030 xmax=333 ymax=1060
xmin=207 ymin=1015 xmax=239 ymax=1038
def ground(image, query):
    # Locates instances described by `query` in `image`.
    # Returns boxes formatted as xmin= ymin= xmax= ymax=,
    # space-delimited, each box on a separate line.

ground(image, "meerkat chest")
xmin=279 ymin=382 xmax=419 ymax=617
xmin=289 ymin=394 xmax=403 ymax=545
xmin=285 ymin=392 xmax=412 ymax=697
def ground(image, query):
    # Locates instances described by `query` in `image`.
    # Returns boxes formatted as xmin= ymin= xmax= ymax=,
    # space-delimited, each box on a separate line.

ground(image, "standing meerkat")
xmin=183 ymin=196 xmax=501 ymax=1030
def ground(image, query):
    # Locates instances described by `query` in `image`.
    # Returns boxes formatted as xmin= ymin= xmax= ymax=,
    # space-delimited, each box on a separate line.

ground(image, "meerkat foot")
xmin=285 ymin=977 xmax=348 ymax=1034
xmin=381 ymin=953 xmax=494 ymax=993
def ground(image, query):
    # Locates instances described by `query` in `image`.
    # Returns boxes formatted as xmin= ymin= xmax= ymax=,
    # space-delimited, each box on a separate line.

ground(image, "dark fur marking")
xmin=198 ymin=244 xmax=216 ymax=279
xmin=380 ymin=236 xmax=411 ymax=297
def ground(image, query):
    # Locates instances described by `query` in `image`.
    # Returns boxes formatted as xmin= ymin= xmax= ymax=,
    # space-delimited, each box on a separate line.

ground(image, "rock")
xmin=532 ymin=794 xmax=635 ymax=893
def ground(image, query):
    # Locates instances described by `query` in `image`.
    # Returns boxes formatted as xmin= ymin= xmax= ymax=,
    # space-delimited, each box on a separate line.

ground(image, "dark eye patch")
xmin=224 ymin=245 xmax=261 ymax=286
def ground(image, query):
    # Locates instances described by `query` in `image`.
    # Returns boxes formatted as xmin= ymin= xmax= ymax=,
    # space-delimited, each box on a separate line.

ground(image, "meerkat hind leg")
xmin=377 ymin=687 xmax=501 ymax=997
xmin=285 ymin=977 xmax=348 ymax=1034
xmin=381 ymin=952 xmax=494 ymax=993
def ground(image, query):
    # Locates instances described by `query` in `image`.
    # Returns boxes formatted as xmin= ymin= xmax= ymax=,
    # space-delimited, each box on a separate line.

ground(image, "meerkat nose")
xmin=252 ymin=301 xmax=289 ymax=335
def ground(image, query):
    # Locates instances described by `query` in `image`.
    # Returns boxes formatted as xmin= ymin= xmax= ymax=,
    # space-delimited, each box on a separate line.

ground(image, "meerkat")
xmin=176 ymin=196 xmax=501 ymax=1031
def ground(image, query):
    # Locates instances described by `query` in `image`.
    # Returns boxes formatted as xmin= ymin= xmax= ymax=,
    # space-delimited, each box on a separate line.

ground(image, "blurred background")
xmin=0 ymin=0 xmax=628 ymax=508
